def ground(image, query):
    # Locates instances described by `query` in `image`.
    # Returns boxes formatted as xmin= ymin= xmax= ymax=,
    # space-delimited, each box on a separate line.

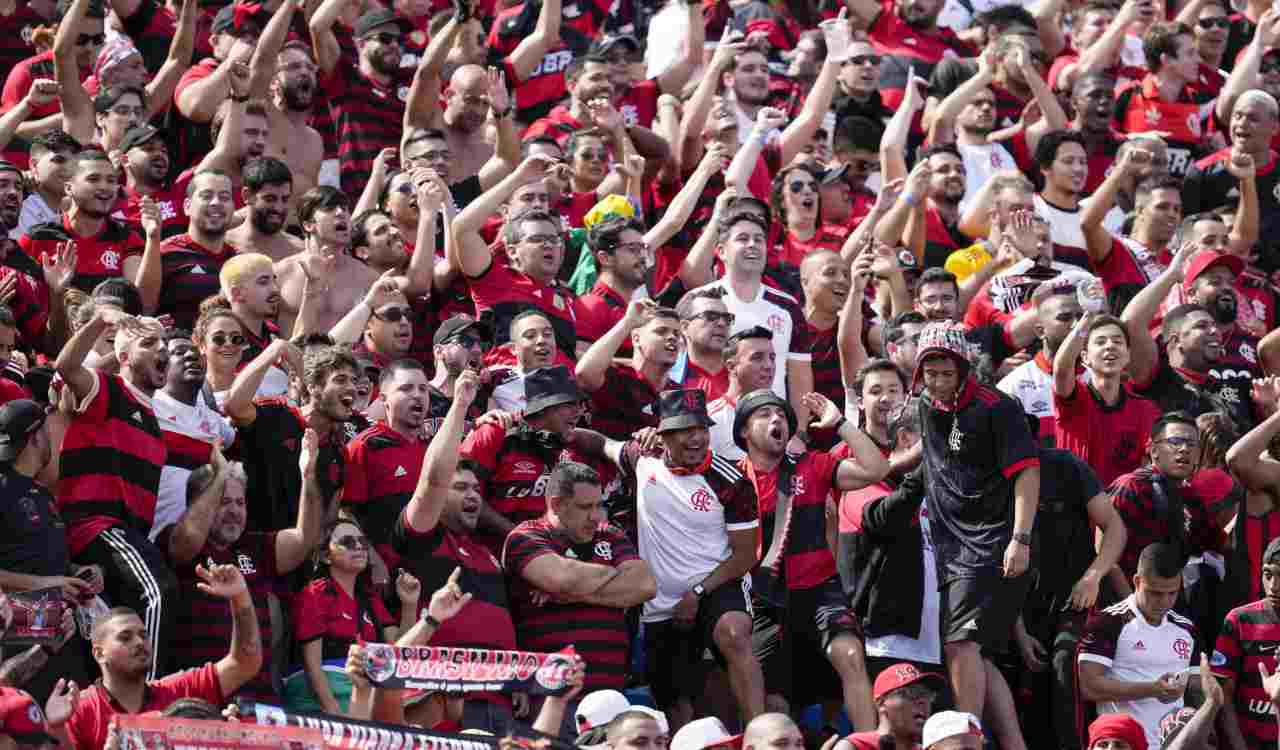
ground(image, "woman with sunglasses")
xmin=767 ymin=163 xmax=845 ymax=297
xmin=194 ymin=307 xmax=248 ymax=409
xmin=286 ymin=519 xmax=420 ymax=714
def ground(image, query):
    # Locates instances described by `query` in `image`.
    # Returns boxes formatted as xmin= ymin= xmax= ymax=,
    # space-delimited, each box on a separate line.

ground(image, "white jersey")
xmin=998 ymin=357 xmax=1055 ymax=437
xmin=693 ymin=280 xmax=810 ymax=400
xmin=610 ymin=445 xmax=759 ymax=622
xmin=1034 ymin=194 xmax=1087 ymax=252
xmin=1078 ymin=595 xmax=1200 ymax=747
xmin=150 ymin=391 xmax=237 ymax=540
xmin=865 ymin=502 xmax=942 ymax=665
xmin=958 ymin=142 xmax=1016 ymax=215
xmin=707 ymin=395 xmax=745 ymax=462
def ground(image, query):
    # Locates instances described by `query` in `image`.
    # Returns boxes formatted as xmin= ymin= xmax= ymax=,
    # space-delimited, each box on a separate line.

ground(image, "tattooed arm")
xmin=202 ymin=563 xmax=263 ymax=697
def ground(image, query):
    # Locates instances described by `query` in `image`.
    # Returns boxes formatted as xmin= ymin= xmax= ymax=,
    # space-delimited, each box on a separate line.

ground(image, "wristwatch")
xmin=1012 ymin=531 xmax=1033 ymax=547
xmin=692 ymin=583 xmax=707 ymax=599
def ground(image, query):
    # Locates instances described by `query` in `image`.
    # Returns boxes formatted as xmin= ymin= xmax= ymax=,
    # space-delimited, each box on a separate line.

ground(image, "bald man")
xmin=403 ymin=64 xmax=520 ymax=189
xmin=742 ymin=713 xmax=805 ymax=750
xmin=606 ymin=710 xmax=666 ymax=750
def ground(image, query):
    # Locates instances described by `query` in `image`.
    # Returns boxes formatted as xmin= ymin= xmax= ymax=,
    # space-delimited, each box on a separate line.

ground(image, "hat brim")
xmin=525 ymin=389 xmax=587 ymax=417
xmin=434 ymin=320 xmax=491 ymax=347
xmin=358 ymin=17 xmax=414 ymax=38
xmin=658 ymin=413 xmax=715 ymax=433
xmin=876 ymin=670 xmax=944 ymax=702
xmin=819 ymin=164 xmax=849 ymax=185
xmin=11 ymin=731 xmax=60 ymax=747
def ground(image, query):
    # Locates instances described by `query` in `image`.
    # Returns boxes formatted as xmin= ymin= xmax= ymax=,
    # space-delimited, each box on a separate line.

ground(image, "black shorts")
xmin=644 ymin=577 xmax=753 ymax=709
xmin=755 ymin=577 xmax=861 ymax=705
xmin=939 ymin=569 xmax=1031 ymax=654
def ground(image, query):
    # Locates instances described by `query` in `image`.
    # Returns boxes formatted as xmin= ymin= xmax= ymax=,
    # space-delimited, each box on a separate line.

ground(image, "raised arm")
xmin=1081 ymin=146 xmax=1146 ymax=264
xmin=404 ymin=371 xmax=479 ymax=533
xmin=804 ymin=392 xmax=891 ymax=488
xmin=54 ymin=306 xmax=130 ymax=402
xmin=677 ymin=36 xmax=746 ymax=168
xmin=405 ymin=171 xmax=448 ymax=295
xmin=224 ymin=338 xmax=301 ymax=424
xmin=330 ymin=272 xmax=400 ymax=345
xmin=177 ymin=50 xmax=251 ymax=124
xmin=249 ymin=0 xmax=299 ymax=98
xmin=927 ymin=49 xmax=996 ymax=143
xmin=276 ymin=429 xmax=327 ymax=572
xmin=656 ymin=0 xmax=705 ymax=95
xmin=1017 ymin=45 xmax=1070 ymax=156
xmin=0 ymin=82 xmax=60 ymax=153
xmin=144 ymin=0 xmax=198 ymax=117
xmin=678 ymin=186 xmax=735 ymax=288
xmin=874 ymin=161 xmax=930 ymax=262
xmin=1218 ymin=11 xmax=1280 ymax=125
xmin=132 ymin=199 xmax=164 ymax=313
xmin=1120 ymin=240 xmax=1193 ymax=385
xmin=166 ymin=444 xmax=230 ymax=565
xmin=1069 ymin=0 xmax=1143 ymax=88
xmin=204 ymin=564 xmax=264 ymax=697
xmin=646 ymin=142 xmax=727 ymax=250
xmin=839 ymin=254 xmax=873 ymax=383
xmin=52 ymin=0 xmax=95 ymax=145
xmin=881 ymin=73 xmax=924 ymax=184
xmin=506 ymin=0 xmax=561 ymax=81
xmin=725 ymin=107 xmax=786 ymax=191
xmin=1224 ymin=151 xmax=1260 ymax=256
xmin=451 ymin=155 xmax=556 ymax=276
xmin=779 ymin=11 xmax=849 ymax=166
xmin=479 ymin=68 xmax=520 ymax=190
xmin=308 ymin=0 xmax=351 ymax=77
xmin=1054 ymin=309 xmax=1091 ymax=398
xmin=576 ymin=299 xmax=654 ymax=391
xmin=1226 ymin=399 xmax=1280 ymax=491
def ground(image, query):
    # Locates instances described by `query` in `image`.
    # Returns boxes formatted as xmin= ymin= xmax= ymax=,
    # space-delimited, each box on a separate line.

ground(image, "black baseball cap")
xmin=212 ymin=3 xmax=267 ymax=34
xmin=354 ymin=9 xmax=412 ymax=39
xmin=0 ymin=400 xmax=47 ymax=463
xmin=118 ymin=124 xmax=161 ymax=153
xmin=657 ymin=389 xmax=714 ymax=433
xmin=433 ymin=315 xmax=490 ymax=347
xmin=588 ymin=33 xmax=640 ymax=60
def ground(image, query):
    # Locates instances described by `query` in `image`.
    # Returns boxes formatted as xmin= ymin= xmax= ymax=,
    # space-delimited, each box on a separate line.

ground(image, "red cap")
xmin=1182 ymin=251 xmax=1244 ymax=292
xmin=872 ymin=663 xmax=942 ymax=701
xmin=0 ymin=687 xmax=59 ymax=747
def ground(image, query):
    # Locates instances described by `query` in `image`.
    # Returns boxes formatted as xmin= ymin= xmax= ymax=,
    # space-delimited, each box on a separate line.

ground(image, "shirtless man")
xmin=187 ymin=97 xmax=271 ymax=197
xmin=274 ymin=186 xmax=379 ymax=335
xmin=248 ymin=0 xmax=324 ymax=224
xmin=226 ymin=156 xmax=304 ymax=262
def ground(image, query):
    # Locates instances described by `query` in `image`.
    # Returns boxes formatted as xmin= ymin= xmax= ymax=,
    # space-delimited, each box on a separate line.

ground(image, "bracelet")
xmin=902 ymin=193 xmax=917 ymax=207
xmin=833 ymin=416 xmax=848 ymax=432
xmin=421 ymin=613 xmax=441 ymax=629
xmin=231 ymin=94 xmax=250 ymax=103
xmin=1012 ymin=531 xmax=1032 ymax=547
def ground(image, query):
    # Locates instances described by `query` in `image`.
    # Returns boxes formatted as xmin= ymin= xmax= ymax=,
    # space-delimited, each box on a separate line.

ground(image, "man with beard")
xmin=574 ymin=217 xmax=650 ymax=359
xmin=879 ymin=146 xmax=970 ymax=270
xmin=577 ymin=300 xmax=682 ymax=441
xmin=736 ymin=390 xmax=888 ymax=728
xmin=144 ymin=172 xmax=239 ymax=331
xmin=1113 ymin=23 xmax=1211 ymax=178
xmin=248 ymin=1 xmax=322 ymax=225
xmin=217 ymin=254 xmax=284 ymax=394
xmin=1067 ymin=75 xmax=1125 ymax=197
xmin=461 ymin=365 xmax=595 ymax=551
xmin=343 ymin=359 xmax=433 ymax=571
xmin=54 ymin=306 xmax=176 ymax=680
xmin=164 ymin=431 xmax=321 ymax=702
xmin=311 ymin=5 xmax=425 ymax=198
xmin=573 ymin=389 xmax=765 ymax=726
xmin=64 ymin=563 xmax=263 ymax=750
xmin=224 ymin=343 xmax=357 ymax=532
xmin=840 ymin=666 xmax=942 ymax=750
xmin=674 ymin=289 xmax=732 ymax=400
xmin=0 ymin=161 xmax=49 ymax=354
xmin=998 ymin=280 xmax=1086 ymax=443
xmin=1185 ymin=93 xmax=1280 ymax=258
xmin=151 ymin=330 xmax=236 ymax=541
xmin=176 ymin=99 xmax=271 ymax=202
xmin=912 ymin=321 xmax=1039 ymax=750
xmin=1211 ymin=536 xmax=1280 ymax=750
xmin=20 ymin=150 xmax=145 ymax=295
xmin=1125 ymin=233 xmax=1264 ymax=430
xmin=708 ymin=326 xmax=777 ymax=462
xmin=429 ymin=316 xmax=486 ymax=419
xmin=226 ymin=157 xmax=303 ymax=263
xmin=394 ymin=369 xmax=520 ymax=733
xmin=113 ymin=125 xmax=189 ymax=240
xmin=275 ymin=187 xmax=380 ymax=335
xmin=843 ymin=0 xmax=972 ymax=113
xmin=403 ymin=64 xmax=521 ymax=191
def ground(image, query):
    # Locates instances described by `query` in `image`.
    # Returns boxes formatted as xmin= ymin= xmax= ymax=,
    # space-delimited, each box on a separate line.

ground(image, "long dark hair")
xmin=309 ymin=518 xmax=376 ymax=596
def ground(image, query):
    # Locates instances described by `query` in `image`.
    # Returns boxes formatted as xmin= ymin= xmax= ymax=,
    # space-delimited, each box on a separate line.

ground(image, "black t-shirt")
xmin=0 ymin=469 xmax=70 ymax=576
xmin=1029 ymin=448 xmax=1103 ymax=610
xmin=919 ymin=377 xmax=1039 ymax=581
xmin=1135 ymin=356 xmax=1254 ymax=432
xmin=235 ymin=399 xmax=346 ymax=533
xmin=1183 ymin=151 xmax=1280 ymax=266
xmin=966 ymin=323 xmax=1018 ymax=375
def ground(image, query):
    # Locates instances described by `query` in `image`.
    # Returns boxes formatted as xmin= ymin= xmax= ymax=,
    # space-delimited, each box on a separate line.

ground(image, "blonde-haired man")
xmin=218 ymin=253 xmax=287 ymax=398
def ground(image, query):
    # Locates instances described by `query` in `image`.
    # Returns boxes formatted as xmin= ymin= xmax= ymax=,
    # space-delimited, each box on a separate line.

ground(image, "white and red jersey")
xmin=707 ymin=395 xmax=745 ymax=462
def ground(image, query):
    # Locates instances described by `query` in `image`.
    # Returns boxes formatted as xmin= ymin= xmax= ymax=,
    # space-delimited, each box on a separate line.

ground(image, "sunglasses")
xmin=788 ymin=180 xmax=818 ymax=194
xmin=368 ymin=32 xmax=402 ymax=45
xmin=521 ymin=234 xmax=564 ymax=247
xmin=577 ymin=148 xmax=609 ymax=161
xmin=1054 ymin=311 xmax=1084 ymax=323
xmin=209 ymin=332 xmax=246 ymax=347
xmin=690 ymin=310 xmax=735 ymax=324
xmin=333 ymin=534 xmax=370 ymax=550
xmin=846 ymin=54 xmax=881 ymax=66
xmin=1263 ymin=60 xmax=1280 ymax=74
xmin=445 ymin=333 xmax=484 ymax=348
xmin=1196 ymin=16 xmax=1231 ymax=28
xmin=373 ymin=306 xmax=413 ymax=323
xmin=76 ymin=33 xmax=106 ymax=46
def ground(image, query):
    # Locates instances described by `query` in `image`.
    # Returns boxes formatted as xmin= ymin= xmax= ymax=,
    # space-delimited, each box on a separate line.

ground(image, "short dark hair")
xmin=0 ymin=305 xmax=17 ymax=330
xmin=716 ymin=210 xmax=770 ymax=246
xmin=833 ymin=116 xmax=884 ymax=154
xmin=1034 ymin=129 xmax=1088 ymax=173
xmin=210 ymin=100 xmax=269 ymax=141
xmin=298 ymin=186 xmax=351 ymax=229
xmin=162 ymin=327 xmax=193 ymax=346
xmin=509 ymin=308 xmax=552 ymax=340
xmin=457 ymin=457 xmax=482 ymax=480
xmin=1144 ymin=22 xmax=1193 ymax=74
xmin=1135 ymin=175 xmax=1184 ymax=208
xmin=186 ymin=169 xmax=233 ymax=198
xmin=71 ymin=148 xmax=115 ymax=174
xmin=853 ymin=358 xmax=907 ymax=396
xmin=888 ymin=397 xmax=922 ymax=450
xmin=161 ymin=698 xmax=223 ymax=721
xmin=588 ymin=216 xmax=645 ymax=256
xmin=243 ymin=156 xmax=293 ymax=193
xmin=29 ymin=130 xmax=80 ymax=159
xmin=1136 ymin=541 xmax=1185 ymax=579
xmin=503 ymin=208 xmax=560 ymax=247
xmin=1072 ymin=72 xmax=1117 ymax=98
xmin=1175 ymin=211 xmax=1227 ymax=247
xmin=564 ymin=128 xmax=608 ymax=159
xmin=92 ymin=278 xmax=143 ymax=316
xmin=404 ymin=127 xmax=448 ymax=152
xmin=94 ymin=85 xmax=146 ymax=113
xmin=1151 ymin=410 xmax=1197 ymax=442
xmin=974 ymin=4 xmax=1037 ymax=33
xmin=676 ymin=286 xmax=727 ymax=320
xmin=724 ymin=325 xmax=773 ymax=361
xmin=919 ymin=143 xmax=963 ymax=164
xmin=1161 ymin=303 xmax=1212 ymax=341
xmin=352 ymin=209 xmax=391 ymax=251
xmin=916 ymin=267 xmax=960 ymax=298
xmin=304 ymin=346 xmax=360 ymax=391
xmin=547 ymin=461 xmax=601 ymax=499
xmin=884 ymin=312 xmax=927 ymax=346
xmin=379 ymin=358 xmax=427 ymax=389
xmin=1085 ymin=313 xmax=1129 ymax=346
xmin=607 ymin=710 xmax=662 ymax=741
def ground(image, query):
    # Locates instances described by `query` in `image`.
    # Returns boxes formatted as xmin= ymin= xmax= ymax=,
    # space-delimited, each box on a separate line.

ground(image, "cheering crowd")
xmin=13 ymin=0 xmax=1280 ymax=747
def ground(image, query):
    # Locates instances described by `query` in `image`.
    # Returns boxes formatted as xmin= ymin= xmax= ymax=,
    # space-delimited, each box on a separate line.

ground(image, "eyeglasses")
xmin=333 ymin=534 xmax=370 ymax=550
xmin=445 ymin=333 xmax=483 ymax=349
xmin=1159 ymin=437 xmax=1200 ymax=450
xmin=577 ymin=148 xmax=608 ymax=162
xmin=846 ymin=54 xmax=881 ymax=66
xmin=373 ymin=306 xmax=413 ymax=323
xmin=1197 ymin=16 xmax=1231 ymax=28
xmin=788 ymin=180 xmax=818 ymax=194
xmin=689 ymin=310 xmax=735 ymax=324
xmin=1054 ymin=311 xmax=1085 ymax=323
xmin=76 ymin=33 xmax=106 ymax=46
xmin=368 ymin=32 xmax=402 ymax=45
xmin=845 ymin=158 xmax=878 ymax=174
xmin=409 ymin=150 xmax=450 ymax=163
xmin=612 ymin=241 xmax=646 ymax=255
xmin=521 ymin=233 xmax=564 ymax=247
xmin=209 ymin=332 xmax=246 ymax=347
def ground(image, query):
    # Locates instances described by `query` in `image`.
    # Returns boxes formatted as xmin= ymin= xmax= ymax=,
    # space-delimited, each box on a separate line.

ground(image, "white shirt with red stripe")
xmin=151 ymin=391 xmax=236 ymax=539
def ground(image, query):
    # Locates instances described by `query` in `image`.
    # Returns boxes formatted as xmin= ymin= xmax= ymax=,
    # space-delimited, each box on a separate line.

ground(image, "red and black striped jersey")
xmin=341 ymin=422 xmax=427 ymax=568
xmin=1213 ymin=600 xmax=1280 ymax=747
xmin=57 ymin=371 xmax=167 ymax=556
xmin=466 ymin=253 xmax=578 ymax=355
xmin=157 ymin=234 xmax=239 ymax=332
xmin=317 ymin=63 xmax=412 ymax=200
xmin=292 ymin=575 xmax=393 ymax=661
xmin=744 ymin=449 xmax=842 ymax=590
xmin=19 ymin=215 xmax=145 ymax=295
xmin=503 ymin=518 xmax=637 ymax=690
